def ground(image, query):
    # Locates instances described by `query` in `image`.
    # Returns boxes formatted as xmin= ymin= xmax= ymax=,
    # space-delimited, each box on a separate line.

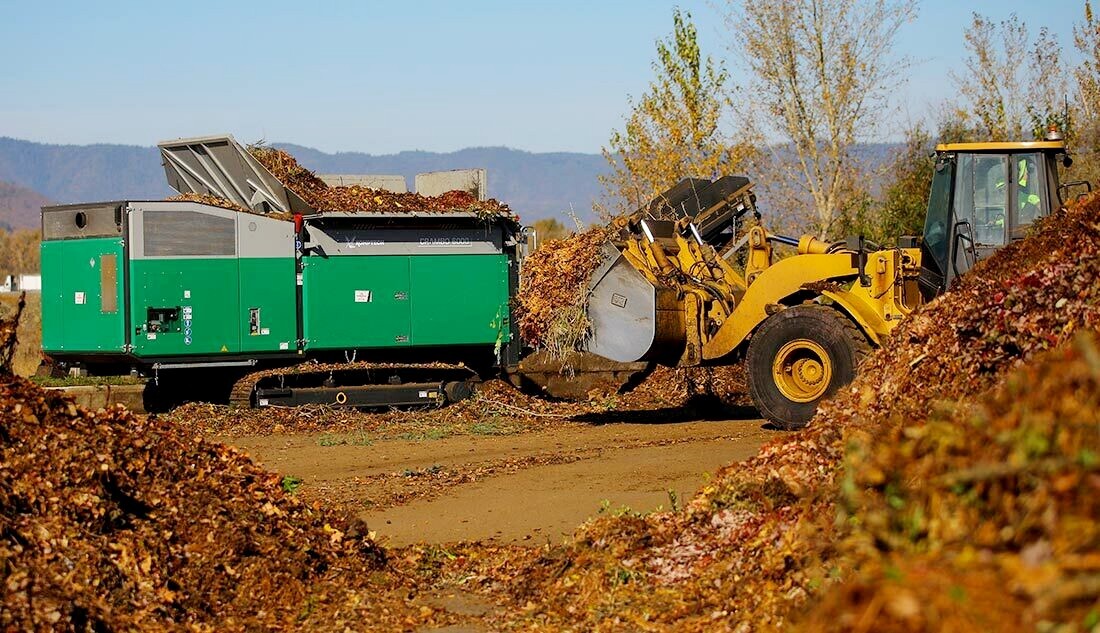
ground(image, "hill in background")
xmin=0 ymin=136 xmax=903 ymax=228
xmin=0 ymin=181 xmax=52 ymax=231
xmin=0 ymin=137 xmax=609 ymax=224
xmin=0 ymin=138 xmax=169 ymax=206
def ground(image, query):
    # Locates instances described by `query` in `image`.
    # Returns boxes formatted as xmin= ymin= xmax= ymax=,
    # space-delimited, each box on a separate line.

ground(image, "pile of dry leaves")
xmin=248 ymin=145 xmax=516 ymax=218
xmin=517 ymin=226 xmax=612 ymax=350
xmin=0 ymin=292 xmax=23 ymax=370
xmin=0 ymin=309 xmax=403 ymax=629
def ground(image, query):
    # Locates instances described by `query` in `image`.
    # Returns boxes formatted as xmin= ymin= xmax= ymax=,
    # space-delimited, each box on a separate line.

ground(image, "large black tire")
xmin=745 ymin=305 xmax=871 ymax=430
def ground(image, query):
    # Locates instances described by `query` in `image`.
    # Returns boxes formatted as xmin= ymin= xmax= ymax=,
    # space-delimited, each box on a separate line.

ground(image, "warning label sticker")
xmin=354 ymin=290 xmax=373 ymax=303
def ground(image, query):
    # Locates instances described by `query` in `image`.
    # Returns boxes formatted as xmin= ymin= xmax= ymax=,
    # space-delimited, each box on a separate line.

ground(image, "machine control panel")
xmin=143 ymin=307 xmax=182 ymax=334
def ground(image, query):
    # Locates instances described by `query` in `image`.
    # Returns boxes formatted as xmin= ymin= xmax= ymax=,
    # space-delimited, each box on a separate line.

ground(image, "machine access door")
xmin=40 ymin=236 xmax=126 ymax=354
xmin=302 ymin=255 xmax=413 ymax=350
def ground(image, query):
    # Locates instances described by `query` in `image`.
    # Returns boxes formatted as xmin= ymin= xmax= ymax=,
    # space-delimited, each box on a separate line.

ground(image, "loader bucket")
xmin=583 ymin=244 xmax=686 ymax=363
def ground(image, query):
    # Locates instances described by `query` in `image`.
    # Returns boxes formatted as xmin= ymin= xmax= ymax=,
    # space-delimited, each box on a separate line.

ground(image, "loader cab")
xmin=919 ymin=139 xmax=1070 ymax=298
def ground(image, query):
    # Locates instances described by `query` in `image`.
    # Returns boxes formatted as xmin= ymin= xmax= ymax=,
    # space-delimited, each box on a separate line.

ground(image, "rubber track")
xmin=228 ymin=361 xmax=471 ymax=409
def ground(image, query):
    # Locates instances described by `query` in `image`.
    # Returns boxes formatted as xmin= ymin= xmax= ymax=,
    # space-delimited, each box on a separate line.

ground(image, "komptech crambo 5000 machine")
xmin=40 ymin=135 xmax=522 ymax=408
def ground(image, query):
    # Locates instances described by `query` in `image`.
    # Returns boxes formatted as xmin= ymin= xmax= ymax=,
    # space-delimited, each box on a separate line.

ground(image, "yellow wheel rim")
xmin=771 ymin=339 xmax=833 ymax=403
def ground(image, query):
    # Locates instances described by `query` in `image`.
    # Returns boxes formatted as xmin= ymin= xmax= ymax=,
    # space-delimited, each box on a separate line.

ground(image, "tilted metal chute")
xmin=158 ymin=134 xmax=313 ymax=215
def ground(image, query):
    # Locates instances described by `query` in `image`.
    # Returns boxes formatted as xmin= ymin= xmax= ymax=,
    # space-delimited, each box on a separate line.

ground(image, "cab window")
xmin=1012 ymin=153 xmax=1046 ymax=230
xmin=953 ymin=153 xmax=1007 ymax=246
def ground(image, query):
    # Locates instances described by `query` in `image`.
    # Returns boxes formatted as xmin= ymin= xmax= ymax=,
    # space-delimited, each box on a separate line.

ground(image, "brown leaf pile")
xmin=0 ymin=373 xmax=403 ymax=629
xmin=248 ymin=145 xmax=517 ymax=218
xmin=517 ymin=226 xmax=612 ymax=349
xmin=0 ymin=292 xmax=23 ymax=371
xmin=247 ymin=145 xmax=331 ymax=204
xmin=433 ymin=196 xmax=1100 ymax=631
xmin=797 ymin=328 xmax=1100 ymax=632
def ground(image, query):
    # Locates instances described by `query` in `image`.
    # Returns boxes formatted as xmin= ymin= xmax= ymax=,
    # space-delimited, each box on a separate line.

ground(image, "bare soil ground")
xmin=225 ymin=417 xmax=775 ymax=546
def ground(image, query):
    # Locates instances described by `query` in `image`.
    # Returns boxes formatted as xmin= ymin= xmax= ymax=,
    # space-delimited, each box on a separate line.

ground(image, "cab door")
xmin=951 ymin=152 xmax=1008 ymax=277
xmin=1007 ymin=152 xmax=1049 ymax=241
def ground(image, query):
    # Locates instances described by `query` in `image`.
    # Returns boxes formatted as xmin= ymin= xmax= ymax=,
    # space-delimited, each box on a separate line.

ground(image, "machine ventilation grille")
xmin=144 ymin=210 xmax=235 ymax=256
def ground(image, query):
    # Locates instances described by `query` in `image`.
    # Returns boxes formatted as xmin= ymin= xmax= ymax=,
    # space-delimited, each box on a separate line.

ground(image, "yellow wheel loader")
xmin=583 ymin=134 xmax=1081 ymax=429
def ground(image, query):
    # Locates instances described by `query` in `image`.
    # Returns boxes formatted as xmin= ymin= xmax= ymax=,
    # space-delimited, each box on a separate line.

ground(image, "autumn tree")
xmin=600 ymin=9 xmax=752 ymax=216
xmin=1076 ymin=1 xmax=1100 ymax=119
xmin=0 ymin=229 xmax=41 ymax=276
xmin=529 ymin=217 xmax=573 ymax=250
xmin=835 ymin=113 xmax=979 ymax=244
xmin=951 ymin=13 xmax=1069 ymax=141
xmin=1072 ymin=1 xmax=1100 ymax=185
xmin=725 ymin=0 xmax=915 ymax=237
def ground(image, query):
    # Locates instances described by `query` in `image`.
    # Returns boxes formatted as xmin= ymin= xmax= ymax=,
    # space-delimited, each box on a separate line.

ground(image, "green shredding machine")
xmin=40 ymin=135 xmax=522 ymax=408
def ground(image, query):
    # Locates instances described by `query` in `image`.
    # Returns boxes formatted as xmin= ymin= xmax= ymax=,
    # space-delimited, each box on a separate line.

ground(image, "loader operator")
xmin=1016 ymin=156 xmax=1042 ymax=224
xmin=994 ymin=156 xmax=1043 ymax=229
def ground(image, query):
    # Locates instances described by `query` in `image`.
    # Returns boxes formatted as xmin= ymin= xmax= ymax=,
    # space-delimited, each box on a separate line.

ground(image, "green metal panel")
xmin=238 ymin=258 xmax=297 ymax=353
xmin=129 ymin=259 xmax=241 ymax=357
xmin=40 ymin=238 xmax=126 ymax=353
xmin=409 ymin=255 xmax=510 ymax=346
xmin=302 ymin=256 xmax=411 ymax=350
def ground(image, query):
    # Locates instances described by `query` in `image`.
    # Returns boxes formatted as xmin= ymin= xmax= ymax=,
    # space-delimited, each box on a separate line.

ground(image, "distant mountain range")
xmin=0 ymin=137 xmax=610 ymax=226
xmin=0 ymin=136 xmax=904 ymax=233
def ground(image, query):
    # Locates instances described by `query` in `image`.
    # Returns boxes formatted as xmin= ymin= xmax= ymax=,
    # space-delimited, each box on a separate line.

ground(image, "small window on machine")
xmin=99 ymin=254 xmax=118 ymax=314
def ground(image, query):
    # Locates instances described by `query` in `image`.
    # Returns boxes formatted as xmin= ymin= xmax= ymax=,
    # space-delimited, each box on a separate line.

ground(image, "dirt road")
xmin=226 ymin=418 xmax=775 ymax=546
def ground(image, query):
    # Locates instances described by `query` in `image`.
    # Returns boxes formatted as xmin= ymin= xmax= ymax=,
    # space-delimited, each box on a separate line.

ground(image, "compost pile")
xmin=0 ymin=293 xmax=23 ymax=371
xmin=428 ymin=197 xmax=1100 ymax=631
xmin=247 ymin=145 xmax=516 ymax=219
xmin=517 ymin=226 xmax=613 ymax=350
xmin=0 ymin=327 xmax=411 ymax=629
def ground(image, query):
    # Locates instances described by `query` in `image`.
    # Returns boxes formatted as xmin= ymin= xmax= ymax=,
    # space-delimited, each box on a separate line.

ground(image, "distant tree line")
xmin=0 ymin=229 xmax=40 ymax=277
xmin=598 ymin=1 xmax=1100 ymax=244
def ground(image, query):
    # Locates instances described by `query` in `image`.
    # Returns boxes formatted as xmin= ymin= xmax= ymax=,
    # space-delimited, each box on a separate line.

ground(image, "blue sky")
xmin=0 ymin=0 xmax=1087 ymax=154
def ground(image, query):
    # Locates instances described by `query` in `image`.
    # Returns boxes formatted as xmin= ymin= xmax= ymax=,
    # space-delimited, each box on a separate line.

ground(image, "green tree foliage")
xmin=600 ymin=9 xmax=752 ymax=216
xmin=877 ymin=126 xmax=936 ymax=241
